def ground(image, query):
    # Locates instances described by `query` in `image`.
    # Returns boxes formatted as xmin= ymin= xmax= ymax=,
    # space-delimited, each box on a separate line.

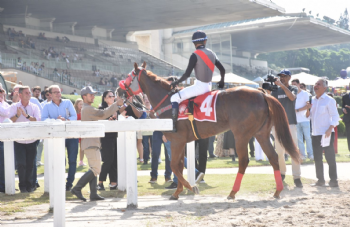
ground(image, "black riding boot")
xmin=90 ymin=176 xmax=105 ymax=201
xmin=71 ymin=170 xmax=95 ymax=201
xmin=172 ymin=107 xmax=179 ymax=133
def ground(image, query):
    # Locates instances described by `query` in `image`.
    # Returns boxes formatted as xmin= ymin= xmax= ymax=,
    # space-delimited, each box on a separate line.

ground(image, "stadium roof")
xmin=0 ymin=0 xmax=284 ymax=39
xmin=173 ymin=14 xmax=350 ymax=53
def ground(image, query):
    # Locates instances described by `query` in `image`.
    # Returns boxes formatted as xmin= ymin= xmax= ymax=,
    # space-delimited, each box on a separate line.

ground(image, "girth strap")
xmin=185 ymin=99 xmax=201 ymax=140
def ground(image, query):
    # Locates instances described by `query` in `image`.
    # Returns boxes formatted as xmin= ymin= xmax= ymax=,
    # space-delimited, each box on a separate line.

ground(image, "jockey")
xmin=170 ymin=31 xmax=225 ymax=132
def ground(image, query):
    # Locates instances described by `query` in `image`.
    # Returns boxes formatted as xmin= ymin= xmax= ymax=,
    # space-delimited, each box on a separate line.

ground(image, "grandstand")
xmin=0 ymin=25 xmax=184 ymax=92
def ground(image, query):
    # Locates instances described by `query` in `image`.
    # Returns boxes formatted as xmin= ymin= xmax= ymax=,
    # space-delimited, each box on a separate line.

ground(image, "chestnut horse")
xmin=124 ymin=62 xmax=300 ymax=200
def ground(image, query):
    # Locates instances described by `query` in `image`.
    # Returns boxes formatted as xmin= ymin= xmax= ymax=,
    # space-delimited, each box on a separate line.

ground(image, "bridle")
xmin=121 ymin=68 xmax=177 ymax=116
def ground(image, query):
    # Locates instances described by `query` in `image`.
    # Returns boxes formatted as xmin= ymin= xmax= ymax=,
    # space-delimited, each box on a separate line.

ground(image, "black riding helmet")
xmin=192 ymin=30 xmax=207 ymax=43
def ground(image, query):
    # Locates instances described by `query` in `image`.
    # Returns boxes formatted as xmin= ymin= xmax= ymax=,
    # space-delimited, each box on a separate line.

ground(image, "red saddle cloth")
xmin=178 ymin=90 xmax=221 ymax=122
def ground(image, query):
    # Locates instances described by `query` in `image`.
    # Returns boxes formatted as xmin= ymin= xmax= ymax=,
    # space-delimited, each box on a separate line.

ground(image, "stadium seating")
xmin=0 ymin=27 xmax=184 ymax=91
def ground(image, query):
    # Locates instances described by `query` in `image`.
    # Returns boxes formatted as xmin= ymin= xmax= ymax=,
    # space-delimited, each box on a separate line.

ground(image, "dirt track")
xmin=1 ymin=181 xmax=350 ymax=227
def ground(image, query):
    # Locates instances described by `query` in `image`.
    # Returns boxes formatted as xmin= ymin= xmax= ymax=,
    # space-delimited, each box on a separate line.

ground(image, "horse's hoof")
xmin=227 ymin=191 xmax=237 ymax=200
xmin=273 ymin=190 xmax=282 ymax=199
xmin=169 ymin=195 xmax=179 ymax=200
xmin=227 ymin=196 xmax=235 ymax=200
xmin=192 ymin=186 xmax=200 ymax=195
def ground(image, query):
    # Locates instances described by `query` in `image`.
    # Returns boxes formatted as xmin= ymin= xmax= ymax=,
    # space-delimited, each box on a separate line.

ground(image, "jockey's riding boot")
xmin=172 ymin=107 xmax=179 ymax=133
xmin=89 ymin=176 xmax=105 ymax=201
xmin=71 ymin=169 xmax=95 ymax=202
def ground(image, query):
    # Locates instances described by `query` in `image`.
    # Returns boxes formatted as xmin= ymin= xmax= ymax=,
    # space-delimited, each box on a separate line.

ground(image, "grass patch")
xmin=0 ymin=174 xmax=313 ymax=215
xmin=35 ymin=137 xmax=350 ymax=175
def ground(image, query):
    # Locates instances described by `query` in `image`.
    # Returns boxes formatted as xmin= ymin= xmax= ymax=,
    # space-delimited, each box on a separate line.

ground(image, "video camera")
xmin=262 ymin=70 xmax=278 ymax=91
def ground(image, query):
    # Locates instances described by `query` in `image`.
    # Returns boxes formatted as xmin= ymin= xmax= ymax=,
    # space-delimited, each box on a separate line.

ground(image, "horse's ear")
xmin=141 ymin=61 xmax=147 ymax=69
xmin=134 ymin=62 xmax=138 ymax=71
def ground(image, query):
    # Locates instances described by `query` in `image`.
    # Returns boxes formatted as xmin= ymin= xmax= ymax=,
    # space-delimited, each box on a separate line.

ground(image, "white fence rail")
xmin=0 ymin=118 xmax=173 ymax=227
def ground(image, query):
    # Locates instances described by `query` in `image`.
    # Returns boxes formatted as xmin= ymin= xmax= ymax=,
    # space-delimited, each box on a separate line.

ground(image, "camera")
xmin=262 ymin=71 xmax=278 ymax=91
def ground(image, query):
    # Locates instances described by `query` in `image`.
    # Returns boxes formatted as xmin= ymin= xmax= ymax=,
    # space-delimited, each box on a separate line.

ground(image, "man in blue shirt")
xmin=42 ymin=85 xmax=78 ymax=191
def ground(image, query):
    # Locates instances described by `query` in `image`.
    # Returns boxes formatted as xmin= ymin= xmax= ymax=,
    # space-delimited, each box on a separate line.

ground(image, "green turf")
xmin=35 ymin=137 xmax=350 ymax=176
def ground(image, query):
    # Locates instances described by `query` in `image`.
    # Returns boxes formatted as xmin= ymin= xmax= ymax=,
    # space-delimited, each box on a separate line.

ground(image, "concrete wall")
xmin=1 ymin=69 xmax=78 ymax=94
xmin=251 ymin=59 xmax=267 ymax=68
xmin=25 ymin=17 xmax=41 ymax=29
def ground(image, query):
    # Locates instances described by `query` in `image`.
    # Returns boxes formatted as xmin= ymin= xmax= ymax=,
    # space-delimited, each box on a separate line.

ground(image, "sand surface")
xmin=1 ymin=180 xmax=349 ymax=227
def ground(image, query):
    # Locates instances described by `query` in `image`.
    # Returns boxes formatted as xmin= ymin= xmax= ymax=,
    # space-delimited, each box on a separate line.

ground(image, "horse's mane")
xmin=146 ymin=70 xmax=172 ymax=91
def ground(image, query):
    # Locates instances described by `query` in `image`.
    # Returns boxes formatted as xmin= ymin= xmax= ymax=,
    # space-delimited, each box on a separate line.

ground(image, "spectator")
xmin=74 ymin=98 xmax=86 ymax=166
xmin=41 ymin=86 xmax=48 ymax=100
xmin=300 ymin=83 xmax=311 ymax=94
xmin=223 ymin=130 xmax=237 ymax=161
xmin=0 ymin=87 xmax=11 ymax=193
xmin=18 ymin=81 xmax=23 ymax=85
xmin=96 ymin=90 xmax=119 ymax=191
xmin=55 ymin=36 xmax=61 ymax=42
xmin=99 ymin=78 xmax=105 ymax=85
xmin=41 ymin=88 xmax=51 ymax=107
xmin=62 ymin=36 xmax=70 ymax=43
xmin=40 ymin=62 xmax=45 ymax=70
xmin=9 ymin=86 xmax=41 ymax=193
xmin=71 ymin=86 xmax=127 ymax=201
xmin=207 ymin=136 xmax=217 ymax=158
xmin=41 ymin=85 xmax=78 ymax=191
xmin=11 ymin=85 xmax=21 ymax=103
xmin=292 ymin=79 xmax=313 ymax=160
xmin=341 ymin=91 xmax=350 ymax=153
xmin=29 ymin=38 xmax=35 ymax=49
xmin=17 ymin=57 xmax=22 ymax=68
xmin=32 ymin=86 xmax=43 ymax=102
xmin=307 ymin=78 xmax=340 ymax=187
xmin=271 ymin=69 xmax=302 ymax=188
xmin=195 ymin=138 xmax=210 ymax=183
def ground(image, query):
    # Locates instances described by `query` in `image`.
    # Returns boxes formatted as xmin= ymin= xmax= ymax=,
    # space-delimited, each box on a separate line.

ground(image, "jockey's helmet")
xmin=192 ymin=31 xmax=207 ymax=43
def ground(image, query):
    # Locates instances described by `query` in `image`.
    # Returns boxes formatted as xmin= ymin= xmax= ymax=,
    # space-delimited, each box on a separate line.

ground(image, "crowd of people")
xmin=0 ymin=31 xmax=342 ymax=200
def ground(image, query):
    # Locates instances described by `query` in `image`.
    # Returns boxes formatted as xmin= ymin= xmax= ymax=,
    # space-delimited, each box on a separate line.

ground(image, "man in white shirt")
xmin=291 ymin=79 xmax=313 ymax=160
xmin=306 ymin=78 xmax=339 ymax=187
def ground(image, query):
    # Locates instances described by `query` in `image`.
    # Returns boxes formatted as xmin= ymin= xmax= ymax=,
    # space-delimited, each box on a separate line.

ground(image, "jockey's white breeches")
xmin=170 ymin=80 xmax=212 ymax=103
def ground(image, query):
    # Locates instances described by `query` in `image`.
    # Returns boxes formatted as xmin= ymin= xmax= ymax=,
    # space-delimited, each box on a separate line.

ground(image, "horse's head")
xmin=119 ymin=62 xmax=147 ymax=97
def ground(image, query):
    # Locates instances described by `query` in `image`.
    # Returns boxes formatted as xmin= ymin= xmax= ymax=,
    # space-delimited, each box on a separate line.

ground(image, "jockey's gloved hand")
xmin=170 ymin=81 xmax=179 ymax=90
xmin=217 ymin=80 xmax=225 ymax=89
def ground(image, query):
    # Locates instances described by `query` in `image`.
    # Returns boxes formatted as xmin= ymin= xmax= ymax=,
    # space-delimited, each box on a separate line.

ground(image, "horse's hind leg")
xmin=227 ymin=136 xmax=249 ymax=200
xmin=255 ymin=134 xmax=283 ymax=199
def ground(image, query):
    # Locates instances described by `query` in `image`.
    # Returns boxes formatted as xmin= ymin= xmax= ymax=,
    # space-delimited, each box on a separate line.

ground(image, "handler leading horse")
xmin=121 ymin=62 xmax=300 ymax=200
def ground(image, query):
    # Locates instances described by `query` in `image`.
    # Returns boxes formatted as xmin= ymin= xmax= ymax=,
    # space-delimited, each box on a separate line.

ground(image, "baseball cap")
xmin=192 ymin=31 xmax=207 ymax=42
xmin=81 ymin=86 xmax=97 ymax=96
xmin=277 ymin=69 xmax=291 ymax=76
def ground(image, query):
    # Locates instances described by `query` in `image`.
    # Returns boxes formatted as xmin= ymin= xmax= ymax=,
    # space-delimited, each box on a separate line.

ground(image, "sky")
xmin=272 ymin=0 xmax=349 ymax=21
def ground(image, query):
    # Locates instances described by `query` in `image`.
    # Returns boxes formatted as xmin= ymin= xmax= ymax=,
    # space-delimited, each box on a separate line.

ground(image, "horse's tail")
xmin=263 ymin=93 xmax=301 ymax=164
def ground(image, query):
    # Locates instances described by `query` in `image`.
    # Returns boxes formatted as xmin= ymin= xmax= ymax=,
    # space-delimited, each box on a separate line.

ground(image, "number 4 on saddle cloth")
xmin=177 ymin=90 xmax=221 ymax=139
xmin=178 ymin=90 xmax=221 ymax=122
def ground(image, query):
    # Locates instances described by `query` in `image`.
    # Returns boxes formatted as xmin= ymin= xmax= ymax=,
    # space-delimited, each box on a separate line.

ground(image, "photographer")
xmin=270 ymin=69 xmax=302 ymax=188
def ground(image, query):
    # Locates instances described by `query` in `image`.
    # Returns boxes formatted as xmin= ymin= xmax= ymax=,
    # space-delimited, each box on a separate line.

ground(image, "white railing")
xmin=0 ymin=117 xmax=177 ymax=227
